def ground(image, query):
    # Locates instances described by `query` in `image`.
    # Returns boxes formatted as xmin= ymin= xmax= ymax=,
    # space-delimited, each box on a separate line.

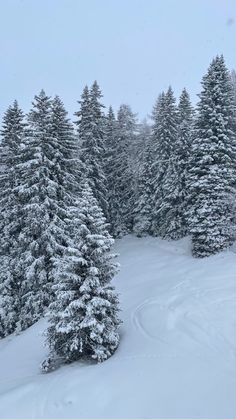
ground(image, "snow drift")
xmin=1 ymin=236 xmax=236 ymax=419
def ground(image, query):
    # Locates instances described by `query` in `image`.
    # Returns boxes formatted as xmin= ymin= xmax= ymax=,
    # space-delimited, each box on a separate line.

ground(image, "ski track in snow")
xmin=1 ymin=235 xmax=236 ymax=419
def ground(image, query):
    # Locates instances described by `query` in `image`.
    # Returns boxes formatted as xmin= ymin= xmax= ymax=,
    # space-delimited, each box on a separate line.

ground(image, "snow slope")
xmin=1 ymin=236 xmax=236 ymax=419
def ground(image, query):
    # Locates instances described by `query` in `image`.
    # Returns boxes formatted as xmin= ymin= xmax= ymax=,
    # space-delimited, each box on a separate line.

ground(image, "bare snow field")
xmin=1 ymin=235 xmax=236 ymax=419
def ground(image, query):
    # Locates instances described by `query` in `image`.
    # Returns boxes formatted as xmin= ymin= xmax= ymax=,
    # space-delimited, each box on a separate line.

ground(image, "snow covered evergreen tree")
xmin=75 ymin=82 xmax=108 ymax=218
xmin=104 ymin=106 xmax=118 ymax=232
xmin=231 ymin=70 xmax=236 ymax=134
xmin=110 ymin=104 xmax=137 ymax=237
xmin=42 ymin=181 xmax=121 ymax=370
xmin=0 ymin=101 xmax=26 ymax=336
xmin=188 ymin=55 xmax=236 ymax=257
xmin=133 ymin=140 xmax=154 ymax=236
xmin=132 ymin=121 xmax=153 ymax=236
xmin=176 ymin=88 xmax=194 ymax=235
xmin=2 ymin=91 xmax=80 ymax=333
xmin=231 ymin=70 xmax=236 ymax=104
xmin=151 ymin=87 xmax=182 ymax=239
xmin=9 ymin=90 xmax=61 ymax=330
xmin=50 ymin=95 xmax=81 ymax=198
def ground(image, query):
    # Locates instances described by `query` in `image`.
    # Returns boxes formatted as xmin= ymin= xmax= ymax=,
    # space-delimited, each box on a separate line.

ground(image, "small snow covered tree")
xmin=42 ymin=182 xmax=121 ymax=370
xmin=0 ymin=101 xmax=26 ymax=336
xmin=75 ymin=82 xmax=108 ymax=218
xmin=188 ymin=55 xmax=236 ymax=257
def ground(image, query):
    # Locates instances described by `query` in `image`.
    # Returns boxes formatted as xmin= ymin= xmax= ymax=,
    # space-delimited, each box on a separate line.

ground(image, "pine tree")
xmin=75 ymin=82 xmax=108 ymax=218
xmin=151 ymin=87 xmax=181 ymax=239
xmin=133 ymin=140 xmax=154 ymax=236
xmin=188 ymin=55 xmax=236 ymax=257
xmin=0 ymin=101 xmax=26 ymax=336
xmin=104 ymin=106 xmax=118 ymax=232
xmin=50 ymin=95 xmax=81 ymax=199
xmin=110 ymin=104 xmax=137 ymax=237
xmin=42 ymin=182 xmax=121 ymax=371
xmin=132 ymin=120 xmax=152 ymax=236
xmin=231 ymin=70 xmax=236 ymax=135
xmin=9 ymin=90 xmax=60 ymax=330
xmin=176 ymin=88 xmax=194 ymax=235
xmin=6 ymin=91 xmax=79 ymax=332
xmin=231 ymin=70 xmax=236 ymax=104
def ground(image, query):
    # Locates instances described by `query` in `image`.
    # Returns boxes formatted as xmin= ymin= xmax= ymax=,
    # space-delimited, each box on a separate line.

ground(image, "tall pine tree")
xmin=0 ymin=101 xmax=26 ymax=336
xmin=104 ymin=106 xmax=118 ymax=233
xmin=0 ymin=91 xmax=80 ymax=333
xmin=176 ymin=88 xmax=194 ymax=235
xmin=132 ymin=121 xmax=153 ymax=236
xmin=188 ymin=55 xmax=236 ymax=257
xmin=110 ymin=104 xmax=137 ymax=237
xmin=75 ymin=82 xmax=108 ymax=218
xmin=151 ymin=87 xmax=182 ymax=239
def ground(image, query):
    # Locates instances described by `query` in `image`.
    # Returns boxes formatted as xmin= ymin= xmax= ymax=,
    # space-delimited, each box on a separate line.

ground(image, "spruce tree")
xmin=42 ymin=182 xmax=121 ymax=371
xmin=188 ymin=55 xmax=236 ymax=257
xmin=50 ymin=95 xmax=81 ymax=199
xmin=176 ymin=88 xmax=194 ymax=235
xmin=151 ymin=87 xmax=182 ymax=239
xmin=231 ymin=70 xmax=236 ymax=135
xmin=133 ymin=140 xmax=154 ymax=236
xmin=10 ymin=90 xmax=59 ymax=330
xmin=104 ymin=106 xmax=118 ymax=232
xmin=6 ymin=91 xmax=79 ymax=332
xmin=0 ymin=101 xmax=26 ymax=336
xmin=75 ymin=82 xmax=108 ymax=218
xmin=111 ymin=104 xmax=137 ymax=237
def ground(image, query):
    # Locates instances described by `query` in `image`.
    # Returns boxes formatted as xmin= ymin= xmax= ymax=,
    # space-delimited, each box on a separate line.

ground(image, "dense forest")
xmin=0 ymin=55 xmax=236 ymax=369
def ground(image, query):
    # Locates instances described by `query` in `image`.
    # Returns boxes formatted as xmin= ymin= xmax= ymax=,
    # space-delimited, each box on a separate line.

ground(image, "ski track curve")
xmin=130 ymin=277 xmax=236 ymax=359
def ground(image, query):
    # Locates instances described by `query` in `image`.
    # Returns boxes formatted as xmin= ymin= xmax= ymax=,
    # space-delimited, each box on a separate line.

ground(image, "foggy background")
xmin=0 ymin=0 xmax=235 ymax=120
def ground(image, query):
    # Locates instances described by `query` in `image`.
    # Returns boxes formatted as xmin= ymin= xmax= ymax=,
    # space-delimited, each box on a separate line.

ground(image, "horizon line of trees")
xmin=0 ymin=54 xmax=235 ymax=370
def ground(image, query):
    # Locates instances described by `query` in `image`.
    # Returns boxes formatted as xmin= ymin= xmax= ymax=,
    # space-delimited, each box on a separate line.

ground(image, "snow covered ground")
xmin=1 ymin=235 xmax=236 ymax=419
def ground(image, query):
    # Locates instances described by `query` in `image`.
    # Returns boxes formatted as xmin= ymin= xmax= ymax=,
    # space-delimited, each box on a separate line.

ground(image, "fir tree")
xmin=104 ymin=106 xmax=118 ymax=232
xmin=188 ymin=55 xmax=236 ymax=257
xmin=151 ymin=87 xmax=181 ymax=239
xmin=231 ymin=70 xmax=236 ymax=135
xmin=50 ymin=95 xmax=81 ymax=199
xmin=111 ymin=104 xmax=137 ymax=237
xmin=0 ymin=101 xmax=26 ymax=336
xmin=7 ymin=91 xmax=79 ymax=332
xmin=75 ymin=82 xmax=108 ymax=218
xmin=133 ymin=140 xmax=154 ymax=236
xmin=231 ymin=70 xmax=236 ymax=104
xmin=176 ymin=88 xmax=194 ymax=235
xmin=42 ymin=182 xmax=121 ymax=371
xmin=11 ymin=90 xmax=60 ymax=330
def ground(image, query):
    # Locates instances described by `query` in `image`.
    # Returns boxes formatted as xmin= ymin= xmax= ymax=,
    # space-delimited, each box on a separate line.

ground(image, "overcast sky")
xmin=0 ymin=0 xmax=236 ymax=121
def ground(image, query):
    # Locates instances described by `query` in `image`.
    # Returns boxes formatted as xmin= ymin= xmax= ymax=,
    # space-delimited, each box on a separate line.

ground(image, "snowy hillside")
xmin=1 ymin=235 xmax=236 ymax=419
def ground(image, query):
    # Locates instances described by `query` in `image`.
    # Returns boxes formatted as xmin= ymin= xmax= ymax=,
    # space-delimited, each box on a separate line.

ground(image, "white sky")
xmin=0 ymin=0 xmax=236 ymax=120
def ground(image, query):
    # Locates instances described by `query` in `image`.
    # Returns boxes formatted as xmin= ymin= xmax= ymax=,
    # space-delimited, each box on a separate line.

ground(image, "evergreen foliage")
xmin=75 ymin=82 xmax=108 ymax=218
xmin=0 ymin=101 xmax=26 ymax=336
xmin=42 ymin=182 xmax=120 ymax=370
xmin=176 ymin=88 xmax=194 ymax=235
xmin=110 ymin=104 xmax=137 ymax=237
xmin=151 ymin=87 xmax=182 ymax=239
xmin=188 ymin=55 xmax=236 ymax=257
xmin=104 ymin=106 xmax=118 ymax=232
xmin=133 ymin=139 xmax=154 ymax=236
